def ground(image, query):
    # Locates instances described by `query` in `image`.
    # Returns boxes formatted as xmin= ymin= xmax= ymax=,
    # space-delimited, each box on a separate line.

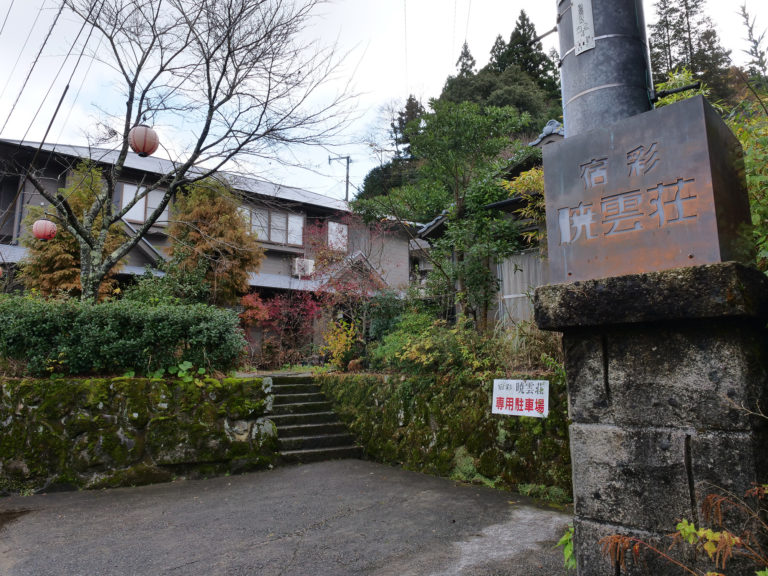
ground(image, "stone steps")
xmin=268 ymin=375 xmax=362 ymax=464
xmin=271 ymin=400 xmax=334 ymax=415
xmin=269 ymin=411 xmax=339 ymax=426
xmin=279 ymin=445 xmax=363 ymax=464
xmin=278 ymin=432 xmax=357 ymax=452
xmin=277 ymin=422 xmax=349 ymax=438
xmin=273 ymin=392 xmax=326 ymax=405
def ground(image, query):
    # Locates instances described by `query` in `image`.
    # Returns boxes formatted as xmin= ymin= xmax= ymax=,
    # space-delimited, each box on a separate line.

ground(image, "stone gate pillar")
xmin=535 ymin=263 xmax=768 ymax=575
xmin=541 ymin=2 xmax=765 ymax=572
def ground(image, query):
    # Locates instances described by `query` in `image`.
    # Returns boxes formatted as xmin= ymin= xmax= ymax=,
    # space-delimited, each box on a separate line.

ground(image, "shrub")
xmin=259 ymin=292 xmax=322 ymax=368
xmin=323 ymin=319 xmax=359 ymax=369
xmin=0 ymin=294 xmax=245 ymax=376
xmin=121 ymin=259 xmax=212 ymax=305
xmin=365 ymin=290 xmax=404 ymax=341
xmin=369 ymin=310 xmax=561 ymax=377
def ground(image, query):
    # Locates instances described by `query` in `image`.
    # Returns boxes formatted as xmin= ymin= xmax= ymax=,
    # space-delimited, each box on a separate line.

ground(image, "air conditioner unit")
xmin=292 ymin=258 xmax=315 ymax=277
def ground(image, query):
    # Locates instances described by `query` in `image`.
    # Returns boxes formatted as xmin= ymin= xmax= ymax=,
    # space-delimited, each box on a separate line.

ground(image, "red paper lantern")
xmin=32 ymin=219 xmax=57 ymax=241
xmin=128 ymin=124 xmax=160 ymax=157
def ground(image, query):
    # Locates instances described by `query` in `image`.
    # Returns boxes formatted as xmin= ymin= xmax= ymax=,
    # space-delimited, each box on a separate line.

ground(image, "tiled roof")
xmin=0 ymin=139 xmax=349 ymax=212
xmin=0 ymin=243 xmax=27 ymax=263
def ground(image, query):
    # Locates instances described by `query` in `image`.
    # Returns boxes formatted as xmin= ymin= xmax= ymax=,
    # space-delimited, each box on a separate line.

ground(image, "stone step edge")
xmin=276 ymin=422 xmax=347 ymax=433
xmin=278 ymin=432 xmax=354 ymax=443
xmin=279 ymin=445 xmax=363 ymax=457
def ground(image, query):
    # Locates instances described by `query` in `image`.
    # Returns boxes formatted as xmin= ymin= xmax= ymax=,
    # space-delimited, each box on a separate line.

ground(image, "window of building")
xmin=121 ymin=183 xmax=169 ymax=225
xmin=251 ymin=208 xmax=269 ymax=240
xmin=245 ymin=206 xmax=304 ymax=246
xmin=328 ymin=221 xmax=348 ymax=252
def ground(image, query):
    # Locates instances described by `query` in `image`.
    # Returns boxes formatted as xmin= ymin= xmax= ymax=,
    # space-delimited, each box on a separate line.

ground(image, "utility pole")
xmin=556 ymin=0 xmax=652 ymax=137
xmin=328 ymin=155 xmax=351 ymax=202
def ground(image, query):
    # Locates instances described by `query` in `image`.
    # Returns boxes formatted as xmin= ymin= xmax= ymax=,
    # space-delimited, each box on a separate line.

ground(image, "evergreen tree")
xmin=488 ymin=34 xmax=507 ymax=73
xmin=357 ymin=158 xmax=419 ymax=201
xmin=456 ymin=42 xmax=476 ymax=77
xmin=649 ymin=0 xmax=734 ymax=103
xmin=649 ymin=0 xmax=679 ymax=84
xmin=678 ymin=0 xmax=707 ymax=68
xmin=502 ymin=10 xmax=558 ymax=97
xmin=693 ymin=26 xmax=733 ymax=101
xmin=355 ymin=101 xmax=530 ymax=329
xmin=391 ymin=94 xmax=425 ymax=159
xmin=441 ymin=63 xmax=555 ymax=126
xmin=168 ymin=179 xmax=264 ymax=306
xmin=357 ymin=95 xmax=424 ymax=201
xmin=740 ymin=3 xmax=767 ymax=79
xmin=19 ymin=162 xmax=125 ymax=300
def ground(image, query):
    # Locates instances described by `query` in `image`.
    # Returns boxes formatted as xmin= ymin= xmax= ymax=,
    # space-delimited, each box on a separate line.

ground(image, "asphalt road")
xmin=0 ymin=460 xmax=571 ymax=576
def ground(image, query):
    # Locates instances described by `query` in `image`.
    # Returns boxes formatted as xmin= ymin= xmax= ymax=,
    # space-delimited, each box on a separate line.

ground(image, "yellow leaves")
xmin=674 ymin=519 xmax=741 ymax=569
xmin=500 ymin=167 xmax=546 ymax=248
xmin=501 ymin=166 xmax=544 ymax=197
xmin=323 ymin=319 xmax=359 ymax=370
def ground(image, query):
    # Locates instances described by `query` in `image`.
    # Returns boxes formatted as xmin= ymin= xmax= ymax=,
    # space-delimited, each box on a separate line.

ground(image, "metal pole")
xmin=556 ymin=0 xmax=653 ymax=137
xmin=344 ymin=156 xmax=350 ymax=202
xmin=328 ymin=155 xmax=351 ymax=202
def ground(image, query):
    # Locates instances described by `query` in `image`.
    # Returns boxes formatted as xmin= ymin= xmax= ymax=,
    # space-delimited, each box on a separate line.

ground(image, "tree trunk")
xmin=79 ymin=244 xmax=106 ymax=301
xmin=683 ymin=0 xmax=695 ymax=67
xmin=454 ymin=198 xmax=466 ymax=322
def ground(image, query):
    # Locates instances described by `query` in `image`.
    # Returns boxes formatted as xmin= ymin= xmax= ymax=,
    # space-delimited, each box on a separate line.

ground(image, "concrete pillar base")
xmin=535 ymin=262 xmax=768 ymax=575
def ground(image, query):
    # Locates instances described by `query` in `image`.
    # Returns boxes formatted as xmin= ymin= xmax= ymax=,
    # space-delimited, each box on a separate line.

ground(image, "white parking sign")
xmin=492 ymin=379 xmax=549 ymax=418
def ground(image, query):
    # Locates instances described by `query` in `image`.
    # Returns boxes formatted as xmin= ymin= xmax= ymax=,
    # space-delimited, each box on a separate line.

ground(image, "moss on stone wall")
xmin=317 ymin=372 xmax=571 ymax=494
xmin=0 ymin=376 xmax=277 ymax=494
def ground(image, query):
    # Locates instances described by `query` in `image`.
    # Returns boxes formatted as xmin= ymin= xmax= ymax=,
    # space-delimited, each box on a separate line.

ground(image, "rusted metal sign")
xmin=543 ymin=96 xmax=752 ymax=283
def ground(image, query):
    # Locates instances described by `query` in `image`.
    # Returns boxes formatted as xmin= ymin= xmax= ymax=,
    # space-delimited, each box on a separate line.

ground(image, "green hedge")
xmin=317 ymin=371 xmax=572 ymax=494
xmin=0 ymin=295 xmax=246 ymax=375
xmin=0 ymin=376 xmax=277 ymax=493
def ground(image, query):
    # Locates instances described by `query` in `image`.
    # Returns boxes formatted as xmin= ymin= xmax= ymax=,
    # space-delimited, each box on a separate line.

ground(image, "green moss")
xmin=477 ymin=448 xmax=505 ymax=478
xmin=89 ymin=463 xmax=173 ymax=489
xmin=0 ymin=375 xmax=278 ymax=493
xmin=450 ymin=446 xmax=478 ymax=482
xmin=318 ymin=371 xmax=572 ymax=495
xmin=224 ymin=397 xmax=265 ymax=420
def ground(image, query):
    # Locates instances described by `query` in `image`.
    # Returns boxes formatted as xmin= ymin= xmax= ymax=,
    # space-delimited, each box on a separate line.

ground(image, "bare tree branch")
xmin=14 ymin=0 xmax=353 ymax=299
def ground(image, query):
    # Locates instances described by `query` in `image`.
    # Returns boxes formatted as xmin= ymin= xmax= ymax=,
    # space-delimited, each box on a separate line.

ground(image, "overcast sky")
xmin=0 ymin=0 xmax=766 ymax=200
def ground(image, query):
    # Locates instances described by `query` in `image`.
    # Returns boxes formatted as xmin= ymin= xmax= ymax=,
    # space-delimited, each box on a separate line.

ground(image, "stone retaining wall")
xmin=0 ymin=376 xmax=277 ymax=494
xmin=317 ymin=372 xmax=571 ymax=493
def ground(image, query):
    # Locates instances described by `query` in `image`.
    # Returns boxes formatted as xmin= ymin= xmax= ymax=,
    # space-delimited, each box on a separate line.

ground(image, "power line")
xmin=465 ymin=0 xmax=472 ymax=42
xmin=21 ymin=0 xmax=103 ymax=145
xmin=0 ymin=0 xmax=105 ymax=235
xmin=452 ymin=0 xmax=457 ymax=62
xmin=0 ymin=0 xmax=47 ymax=101
xmin=54 ymin=36 xmax=104 ymax=146
xmin=0 ymin=0 xmax=16 ymax=39
xmin=403 ymin=0 xmax=409 ymax=95
xmin=0 ymin=0 xmax=66 ymax=136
